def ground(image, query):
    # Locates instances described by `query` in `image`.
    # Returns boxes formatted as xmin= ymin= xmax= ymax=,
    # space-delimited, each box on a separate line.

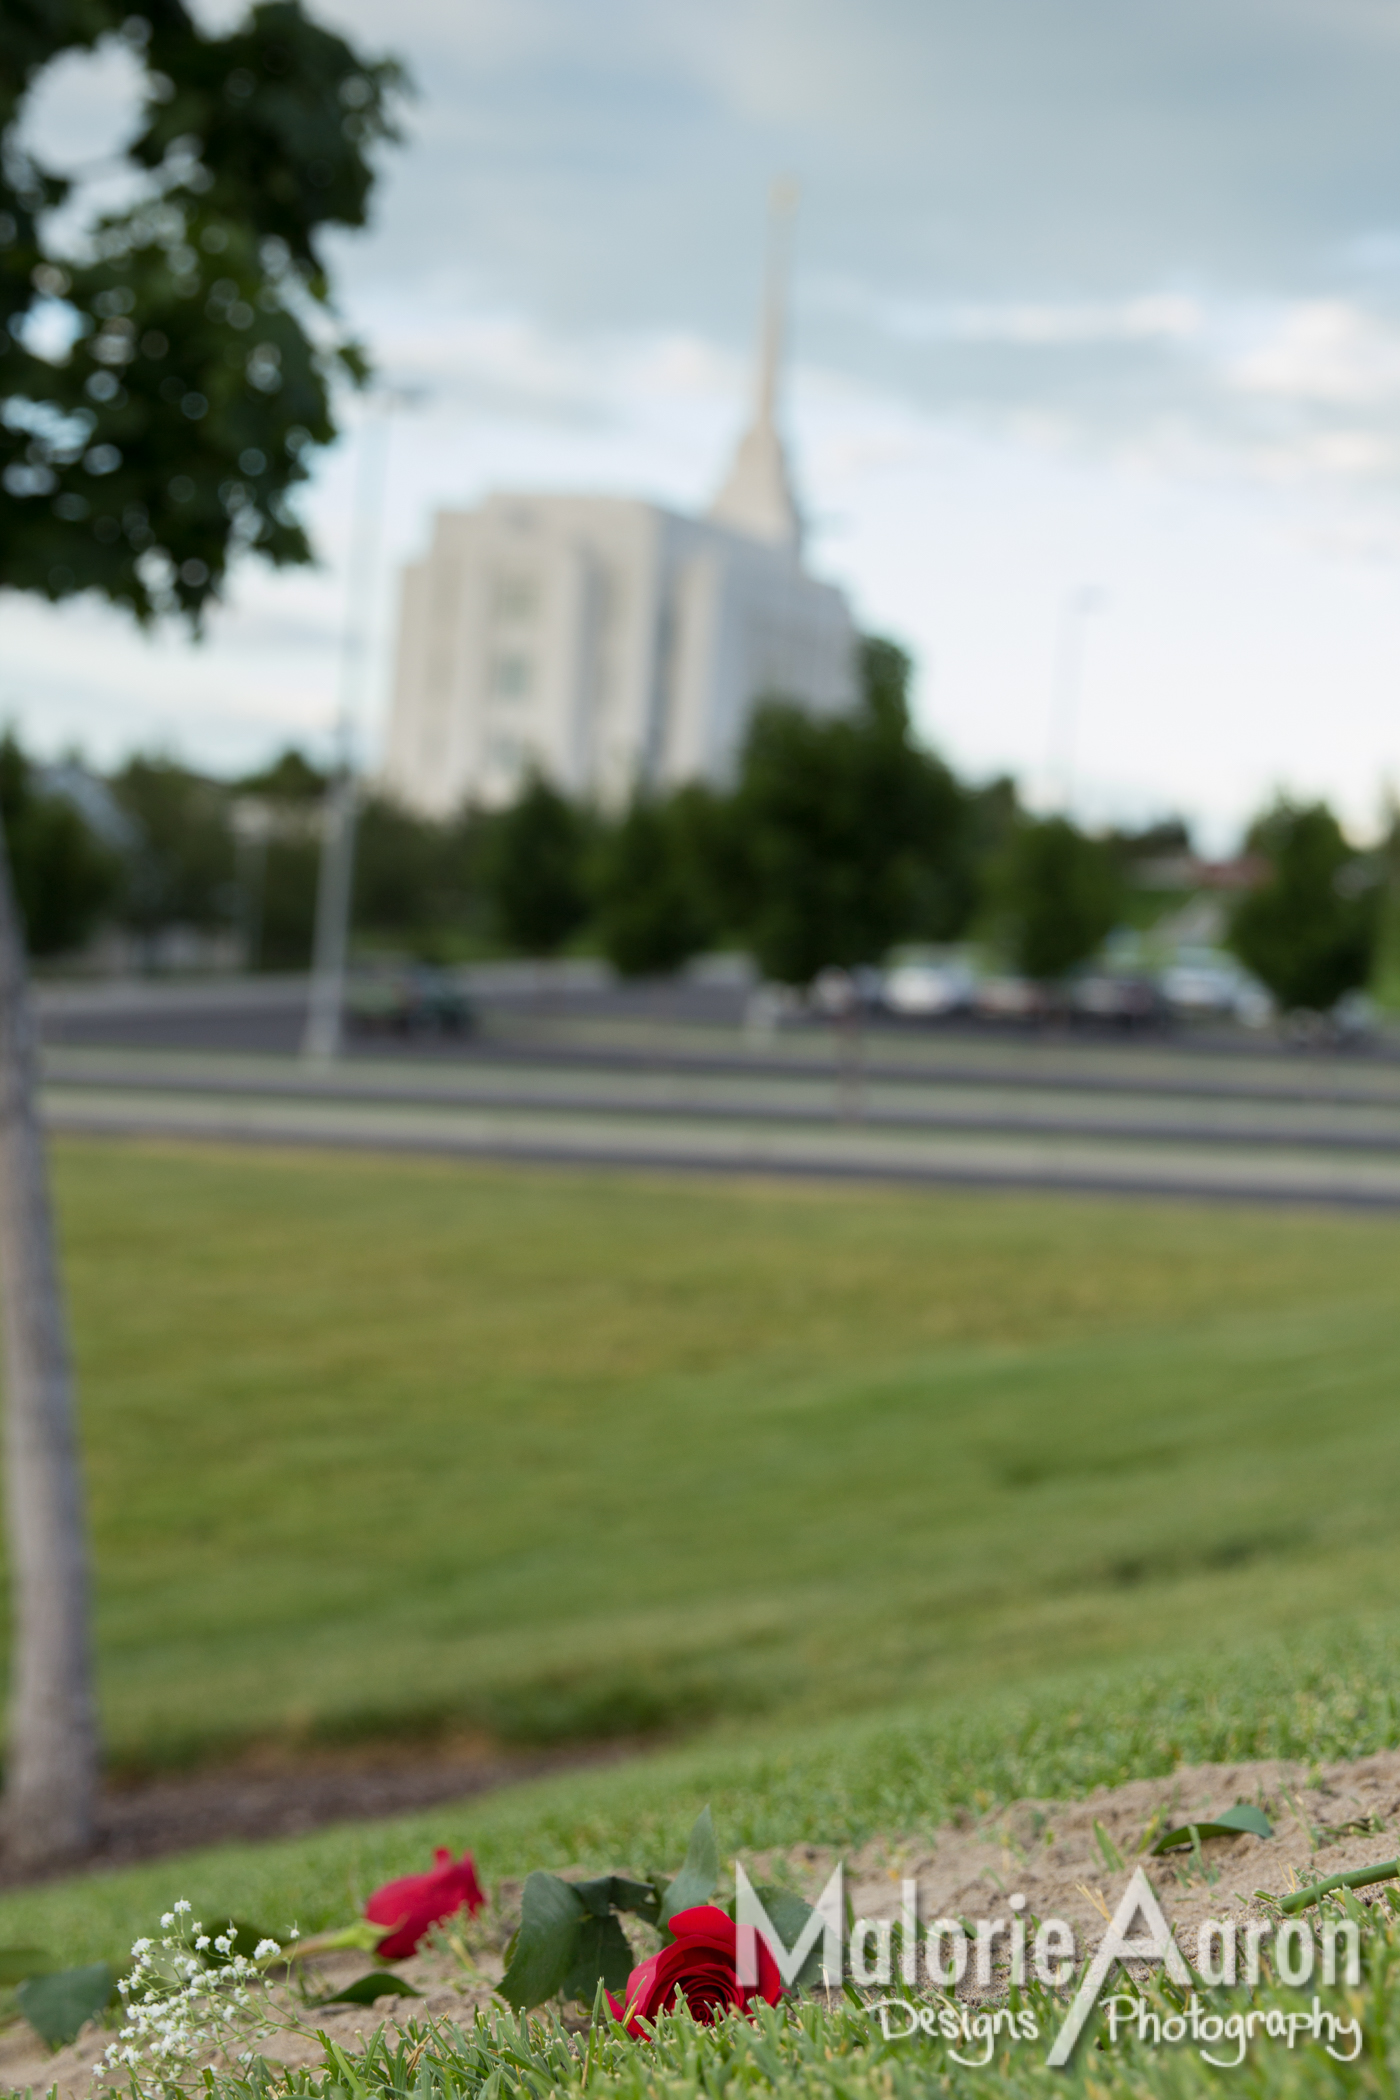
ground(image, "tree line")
xmin=0 ymin=638 xmax=1151 ymax=983
xmin=7 ymin=635 xmax=1396 ymax=1011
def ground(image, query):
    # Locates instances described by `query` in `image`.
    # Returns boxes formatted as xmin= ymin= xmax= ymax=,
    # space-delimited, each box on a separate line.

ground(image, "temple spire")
xmin=709 ymin=181 xmax=802 ymax=552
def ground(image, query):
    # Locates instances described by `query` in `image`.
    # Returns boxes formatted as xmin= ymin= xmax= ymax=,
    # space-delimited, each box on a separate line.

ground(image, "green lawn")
xmin=4 ymin=1616 xmax=1400 ymax=1965
xmin=3 ymin=1616 xmax=1400 ymax=1967
xmin=29 ymin=1136 xmax=1400 ymax=1771
xmin=11 ymin=1140 xmax=1400 ymax=2094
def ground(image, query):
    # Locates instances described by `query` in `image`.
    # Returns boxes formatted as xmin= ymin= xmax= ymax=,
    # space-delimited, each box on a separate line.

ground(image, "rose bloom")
xmin=365 ymin=1847 xmax=486 ymax=1957
xmin=608 ymin=1904 xmax=783 ymax=2035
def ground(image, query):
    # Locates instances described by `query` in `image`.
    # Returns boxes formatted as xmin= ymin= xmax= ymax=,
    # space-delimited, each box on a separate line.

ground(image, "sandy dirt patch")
xmin=7 ymin=1748 xmax=1400 ymax=2093
xmin=759 ymin=1749 xmax=1400 ymax=1995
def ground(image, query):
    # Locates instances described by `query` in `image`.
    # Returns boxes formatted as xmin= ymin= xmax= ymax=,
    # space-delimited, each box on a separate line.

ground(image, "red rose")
xmin=607 ymin=1904 xmax=783 ymax=2035
xmin=365 ymin=1847 xmax=486 ymax=1957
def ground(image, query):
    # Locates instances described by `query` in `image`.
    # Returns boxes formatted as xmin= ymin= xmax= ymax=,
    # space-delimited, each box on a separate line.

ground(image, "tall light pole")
xmin=1046 ymin=585 xmax=1106 ymax=815
xmin=302 ymin=397 xmax=400 ymax=1063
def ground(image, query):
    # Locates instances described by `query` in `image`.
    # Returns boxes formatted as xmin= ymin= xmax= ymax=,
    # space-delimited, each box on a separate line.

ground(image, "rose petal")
xmin=364 ymin=1849 xmax=486 ymax=1957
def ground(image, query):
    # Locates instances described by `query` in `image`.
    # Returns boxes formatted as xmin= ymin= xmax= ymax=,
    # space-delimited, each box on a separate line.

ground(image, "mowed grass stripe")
xmin=15 ymin=1137 xmax=1400 ymax=1768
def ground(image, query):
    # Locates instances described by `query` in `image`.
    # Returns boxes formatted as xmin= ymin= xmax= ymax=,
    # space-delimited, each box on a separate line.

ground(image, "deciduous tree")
xmin=111 ymin=755 xmax=237 ymax=944
xmin=996 ymin=815 xmax=1121 ymax=984
xmin=0 ymin=0 xmax=402 ymax=1865
xmin=735 ymin=638 xmax=969 ymax=985
xmin=593 ymin=793 xmax=710 ymax=977
xmin=491 ymin=774 xmax=590 ymax=956
xmin=1229 ymin=800 xmax=1380 ymax=1013
xmin=0 ymin=736 xmax=121 ymax=956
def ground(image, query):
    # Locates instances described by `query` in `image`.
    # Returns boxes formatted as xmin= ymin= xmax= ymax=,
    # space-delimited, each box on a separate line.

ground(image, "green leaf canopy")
xmin=1 ymin=0 xmax=405 ymax=622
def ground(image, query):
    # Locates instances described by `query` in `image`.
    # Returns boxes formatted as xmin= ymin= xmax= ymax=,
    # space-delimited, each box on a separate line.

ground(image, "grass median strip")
xmin=26 ymin=1136 xmax=1400 ymax=1771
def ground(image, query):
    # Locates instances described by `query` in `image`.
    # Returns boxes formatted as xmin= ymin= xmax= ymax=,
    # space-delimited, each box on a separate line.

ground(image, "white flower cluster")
xmin=97 ymin=1901 xmax=286 ymax=2092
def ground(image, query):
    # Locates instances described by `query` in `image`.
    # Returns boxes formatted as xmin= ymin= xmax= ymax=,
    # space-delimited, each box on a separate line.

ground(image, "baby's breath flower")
xmin=97 ymin=1898 xmax=296 ymax=2096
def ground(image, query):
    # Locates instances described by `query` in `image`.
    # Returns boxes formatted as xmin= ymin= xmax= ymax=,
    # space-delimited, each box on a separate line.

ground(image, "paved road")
xmin=33 ymin=975 xmax=1400 ymax=1208
xmin=40 ymin=1045 xmax=1400 ymax=1151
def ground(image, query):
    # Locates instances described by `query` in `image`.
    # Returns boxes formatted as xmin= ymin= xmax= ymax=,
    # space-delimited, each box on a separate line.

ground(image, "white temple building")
xmin=380 ymin=215 xmax=859 ymax=816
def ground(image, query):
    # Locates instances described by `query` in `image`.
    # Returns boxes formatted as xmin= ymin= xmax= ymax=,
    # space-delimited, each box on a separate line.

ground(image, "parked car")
xmin=345 ymin=962 xmax=474 ymax=1037
xmin=1333 ymin=990 xmax=1375 ymax=1043
xmin=1068 ymin=970 xmax=1166 ymax=1030
xmin=882 ymin=948 xmax=978 ymax=1019
xmin=973 ymin=974 xmax=1049 ymax=1021
xmin=809 ymin=965 xmax=884 ymax=1016
xmin=1159 ymin=946 xmax=1273 ymax=1027
xmin=1282 ymin=992 xmax=1374 ymax=1050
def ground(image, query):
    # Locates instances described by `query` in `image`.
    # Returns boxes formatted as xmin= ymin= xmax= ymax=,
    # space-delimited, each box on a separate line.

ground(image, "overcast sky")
xmin=11 ymin=0 xmax=1400 ymax=841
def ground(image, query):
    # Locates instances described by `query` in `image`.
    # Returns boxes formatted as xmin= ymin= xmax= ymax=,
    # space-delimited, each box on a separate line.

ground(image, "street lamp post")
xmin=1046 ymin=584 xmax=1106 ymax=815
xmin=302 ymin=400 xmax=398 ymax=1063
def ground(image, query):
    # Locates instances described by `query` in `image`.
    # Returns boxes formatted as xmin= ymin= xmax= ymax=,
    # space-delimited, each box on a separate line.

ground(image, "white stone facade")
xmin=380 ymin=204 xmax=859 ymax=815
xmin=381 ymin=494 xmax=856 ymax=815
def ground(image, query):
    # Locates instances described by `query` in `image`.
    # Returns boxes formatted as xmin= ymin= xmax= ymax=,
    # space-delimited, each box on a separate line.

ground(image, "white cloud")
xmin=847 ymin=290 xmax=1206 ymax=348
xmin=1231 ymin=301 xmax=1400 ymax=406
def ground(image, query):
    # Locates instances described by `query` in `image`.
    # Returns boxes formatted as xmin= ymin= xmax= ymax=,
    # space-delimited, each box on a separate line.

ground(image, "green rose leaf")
xmin=748 ymin=1887 xmax=824 ymax=1989
xmin=659 ymin=1806 xmax=719 ymax=1929
xmin=1150 ymin=1804 xmax=1272 ymax=1854
xmin=18 ymin=1964 xmax=115 ymax=2050
xmin=568 ymin=1876 xmax=615 ymax=1919
xmin=308 ymin=1971 xmax=423 ymax=2008
xmin=610 ymin=1876 xmax=665 ymax=1924
xmin=571 ymin=1875 xmax=661 ymax=1925
xmin=497 ymin=1873 xmax=586 ymax=2011
xmin=561 ymin=1914 xmax=634 ymax=2006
